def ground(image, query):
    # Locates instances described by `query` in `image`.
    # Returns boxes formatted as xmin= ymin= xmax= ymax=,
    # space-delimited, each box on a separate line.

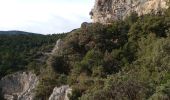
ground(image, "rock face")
xmin=52 ymin=39 xmax=63 ymax=54
xmin=90 ymin=0 xmax=169 ymax=24
xmin=49 ymin=85 xmax=72 ymax=100
xmin=0 ymin=72 xmax=38 ymax=100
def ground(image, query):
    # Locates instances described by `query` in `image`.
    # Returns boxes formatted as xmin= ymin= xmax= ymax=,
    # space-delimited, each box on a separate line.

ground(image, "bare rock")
xmin=49 ymin=85 xmax=72 ymax=100
xmin=0 ymin=72 xmax=39 ymax=100
xmin=52 ymin=39 xmax=64 ymax=55
xmin=91 ymin=0 xmax=169 ymax=24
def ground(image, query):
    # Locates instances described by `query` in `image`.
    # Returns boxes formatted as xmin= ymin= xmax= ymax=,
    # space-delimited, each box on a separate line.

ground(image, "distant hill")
xmin=0 ymin=31 xmax=39 ymax=35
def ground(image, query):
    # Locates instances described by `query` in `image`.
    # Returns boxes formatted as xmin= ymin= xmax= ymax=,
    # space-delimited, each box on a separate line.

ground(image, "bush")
xmin=48 ymin=55 xmax=69 ymax=74
xmin=0 ymin=88 xmax=4 ymax=100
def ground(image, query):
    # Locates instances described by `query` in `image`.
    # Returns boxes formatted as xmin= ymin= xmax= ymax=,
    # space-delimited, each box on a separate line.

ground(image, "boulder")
xmin=49 ymin=85 xmax=72 ymax=100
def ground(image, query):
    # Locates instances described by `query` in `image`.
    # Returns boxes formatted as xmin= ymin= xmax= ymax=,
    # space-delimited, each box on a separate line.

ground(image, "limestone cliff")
xmin=0 ymin=72 xmax=38 ymax=100
xmin=90 ymin=0 xmax=169 ymax=24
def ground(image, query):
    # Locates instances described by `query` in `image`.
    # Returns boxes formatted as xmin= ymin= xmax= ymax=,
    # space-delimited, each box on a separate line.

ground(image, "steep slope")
xmin=35 ymin=7 xmax=170 ymax=99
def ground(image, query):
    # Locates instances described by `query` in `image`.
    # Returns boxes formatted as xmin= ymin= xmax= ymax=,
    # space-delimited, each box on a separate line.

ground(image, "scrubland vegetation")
xmin=1 ymin=8 xmax=170 ymax=100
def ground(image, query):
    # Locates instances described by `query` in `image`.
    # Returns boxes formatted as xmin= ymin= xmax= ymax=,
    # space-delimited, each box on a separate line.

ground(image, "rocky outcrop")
xmin=49 ymin=85 xmax=72 ymax=100
xmin=90 ymin=0 xmax=169 ymax=24
xmin=0 ymin=72 xmax=38 ymax=100
xmin=52 ymin=39 xmax=63 ymax=54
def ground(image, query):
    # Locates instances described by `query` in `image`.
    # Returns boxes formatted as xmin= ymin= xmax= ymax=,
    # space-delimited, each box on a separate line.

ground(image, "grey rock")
xmin=0 ymin=72 xmax=39 ymax=100
xmin=81 ymin=22 xmax=92 ymax=29
xmin=49 ymin=85 xmax=72 ymax=100
xmin=52 ymin=39 xmax=63 ymax=55
xmin=91 ymin=0 xmax=169 ymax=24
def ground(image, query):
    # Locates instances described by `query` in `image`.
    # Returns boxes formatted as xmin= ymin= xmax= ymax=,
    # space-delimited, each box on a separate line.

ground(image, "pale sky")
xmin=0 ymin=0 xmax=94 ymax=34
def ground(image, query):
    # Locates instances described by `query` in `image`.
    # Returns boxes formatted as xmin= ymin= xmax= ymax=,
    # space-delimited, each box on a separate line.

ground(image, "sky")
xmin=0 ymin=0 xmax=94 ymax=34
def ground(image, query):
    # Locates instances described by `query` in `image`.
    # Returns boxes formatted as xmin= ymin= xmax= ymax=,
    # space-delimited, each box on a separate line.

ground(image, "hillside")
xmin=0 ymin=33 xmax=66 ymax=78
xmin=34 ymin=8 xmax=169 ymax=100
xmin=0 ymin=2 xmax=170 ymax=100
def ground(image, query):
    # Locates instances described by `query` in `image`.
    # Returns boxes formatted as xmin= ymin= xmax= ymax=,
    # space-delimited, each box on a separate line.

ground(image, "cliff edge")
xmin=90 ymin=0 xmax=169 ymax=24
